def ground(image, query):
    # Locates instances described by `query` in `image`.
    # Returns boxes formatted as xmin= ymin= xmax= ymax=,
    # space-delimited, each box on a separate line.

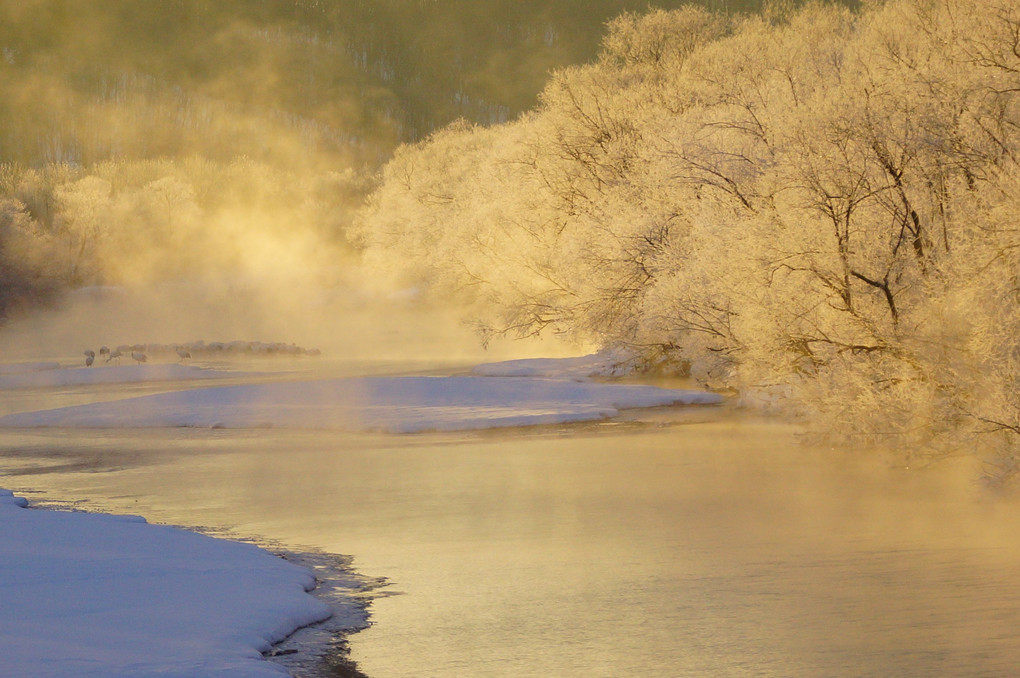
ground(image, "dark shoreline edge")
xmin=265 ymin=548 xmax=387 ymax=678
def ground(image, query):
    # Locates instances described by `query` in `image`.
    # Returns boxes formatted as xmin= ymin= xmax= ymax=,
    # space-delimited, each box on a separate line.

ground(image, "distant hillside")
xmin=0 ymin=0 xmax=765 ymax=167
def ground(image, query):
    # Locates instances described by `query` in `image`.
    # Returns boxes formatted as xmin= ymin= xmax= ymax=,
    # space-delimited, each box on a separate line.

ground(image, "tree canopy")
xmin=356 ymin=0 xmax=1020 ymax=475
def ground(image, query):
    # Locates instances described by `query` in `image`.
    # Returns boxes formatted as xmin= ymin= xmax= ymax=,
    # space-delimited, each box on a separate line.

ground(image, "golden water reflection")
xmin=2 ymin=415 xmax=1018 ymax=677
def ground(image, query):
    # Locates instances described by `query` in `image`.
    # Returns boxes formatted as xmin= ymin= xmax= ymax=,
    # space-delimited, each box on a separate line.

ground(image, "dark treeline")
xmin=0 ymin=0 xmax=764 ymax=166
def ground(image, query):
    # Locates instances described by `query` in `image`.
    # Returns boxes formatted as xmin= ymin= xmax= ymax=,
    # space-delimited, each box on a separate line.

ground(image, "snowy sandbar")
xmin=0 ymin=375 xmax=723 ymax=432
xmin=0 ymin=488 xmax=354 ymax=678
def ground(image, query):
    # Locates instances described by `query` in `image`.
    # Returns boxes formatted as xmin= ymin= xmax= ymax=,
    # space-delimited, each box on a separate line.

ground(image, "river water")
xmin=2 ymin=380 xmax=1020 ymax=677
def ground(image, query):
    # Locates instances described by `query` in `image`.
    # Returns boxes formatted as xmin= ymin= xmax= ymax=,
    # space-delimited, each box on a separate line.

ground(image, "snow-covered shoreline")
xmin=0 ymin=488 xmax=363 ymax=678
xmin=0 ymin=352 xmax=723 ymax=432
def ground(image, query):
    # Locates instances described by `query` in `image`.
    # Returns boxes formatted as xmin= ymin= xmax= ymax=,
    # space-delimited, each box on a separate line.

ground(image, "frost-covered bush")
xmin=356 ymin=0 xmax=1020 ymax=470
xmin=0 ymin=157 xmax=366 ymax=296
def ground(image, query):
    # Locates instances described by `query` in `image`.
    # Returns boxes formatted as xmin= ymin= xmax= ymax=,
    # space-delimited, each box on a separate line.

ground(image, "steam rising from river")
xmin=0 ymin=280 xmax=569 ymax=365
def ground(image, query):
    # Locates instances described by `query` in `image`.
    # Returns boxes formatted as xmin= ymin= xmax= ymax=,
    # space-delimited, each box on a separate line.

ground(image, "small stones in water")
xmin=264 ymin=648 xmax=299 ymax=657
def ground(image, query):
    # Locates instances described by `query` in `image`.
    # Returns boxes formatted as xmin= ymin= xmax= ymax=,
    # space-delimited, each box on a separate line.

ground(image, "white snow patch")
xmin=0 ymin=376 xmax=723 ymax=432
xmin=0 ymin=489 xmax=333 ymax=678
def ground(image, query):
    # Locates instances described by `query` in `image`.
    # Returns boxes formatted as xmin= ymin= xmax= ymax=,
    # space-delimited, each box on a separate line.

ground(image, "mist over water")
xmin=0 ymin=0 xmax=776 ymax=330
xmin=0 ymin=280 xmax=572 ymax=368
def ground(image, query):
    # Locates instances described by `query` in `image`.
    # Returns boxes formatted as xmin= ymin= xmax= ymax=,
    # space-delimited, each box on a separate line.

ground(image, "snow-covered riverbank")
xmin=0 ymin=354 xmax=722 ymax=432
xmin=0 ymin=488 xmax=348 ymax=678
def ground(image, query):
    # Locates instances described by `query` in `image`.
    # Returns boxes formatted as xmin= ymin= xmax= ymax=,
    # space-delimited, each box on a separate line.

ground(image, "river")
xmin=1 ymin=372 xmax=1020 ymax=677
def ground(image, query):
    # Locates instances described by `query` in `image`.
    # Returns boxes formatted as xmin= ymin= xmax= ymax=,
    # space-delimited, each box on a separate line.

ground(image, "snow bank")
xmin=0 ymin=489 xmax=332 ymax=678
xmin=0 ymin=364 xmax=240 ymax=389
xmin=0 ymin=376 xmax=723 ymax=432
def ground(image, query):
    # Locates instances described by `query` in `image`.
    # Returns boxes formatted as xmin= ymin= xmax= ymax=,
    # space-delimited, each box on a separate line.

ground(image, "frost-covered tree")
xmin=357 ymin=0 xmax=1020 ymax=473
xmin=53 ymin=176 xmax=113 ymax=283
xmin=0 ymin=197 xmax=61 ymax=317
